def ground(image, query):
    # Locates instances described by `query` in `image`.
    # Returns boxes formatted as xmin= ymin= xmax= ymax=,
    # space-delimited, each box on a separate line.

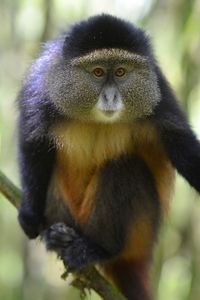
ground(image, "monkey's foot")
xmin=43 ymin=222 xmax=107 ymax=272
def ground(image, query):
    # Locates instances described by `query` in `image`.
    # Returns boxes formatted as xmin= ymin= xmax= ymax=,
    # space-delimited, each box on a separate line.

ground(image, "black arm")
xmin=18 ymin=136 xmax=55 ymax=238
xmin=17 ymin=89 xmax=57 ymax=239
xmin=16 ymin=58 xmax=62 ymax=238
xmin=154 ymin=68 xmax=200 ymax=193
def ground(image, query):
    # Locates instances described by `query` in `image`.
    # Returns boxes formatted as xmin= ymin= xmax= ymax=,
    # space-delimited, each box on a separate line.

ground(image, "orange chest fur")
xmin=51 ymin=121 xmax=174 ymax=224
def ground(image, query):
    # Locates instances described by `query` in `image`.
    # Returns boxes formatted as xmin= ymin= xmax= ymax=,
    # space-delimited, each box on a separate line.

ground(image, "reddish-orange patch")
xmin=121 ymin=215 xmax=153 ymax=261
xmin=103 ymin=258 xmax=151 ymax=298
xmin=55 ymin=148 xmax=97 ymax=224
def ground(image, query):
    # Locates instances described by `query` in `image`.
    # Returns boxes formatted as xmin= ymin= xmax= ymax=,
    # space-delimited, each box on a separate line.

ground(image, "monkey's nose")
xmin=103 ymin=88 xmax=117 ymax=104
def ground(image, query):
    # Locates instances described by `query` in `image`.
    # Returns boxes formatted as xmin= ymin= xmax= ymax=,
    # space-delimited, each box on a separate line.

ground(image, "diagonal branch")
xmin=0 ymin=170 xmax=21 ymax=209
xmin=0 ymin=169 xmax=125 ymax=300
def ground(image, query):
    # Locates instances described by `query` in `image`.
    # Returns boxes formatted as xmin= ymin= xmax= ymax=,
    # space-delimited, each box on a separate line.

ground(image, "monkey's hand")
xmin=42 ymin=223 xmax=108 ymax=271
xmin=18 ymin=204 xmax=45 ymax=239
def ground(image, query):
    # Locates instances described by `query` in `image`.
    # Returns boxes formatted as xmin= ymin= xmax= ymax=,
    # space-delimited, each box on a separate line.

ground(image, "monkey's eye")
xmin=115 ymin=68 xmax=126 ymax=78
xmin=92 ymin=67 xmax=105 ymax=78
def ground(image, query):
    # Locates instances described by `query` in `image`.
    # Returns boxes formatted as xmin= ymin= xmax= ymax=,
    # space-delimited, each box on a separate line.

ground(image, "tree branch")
xmin=0 ymin=170 xmax=21 ymax=209
xmin=0 ymin=169 xmax=125 ymax=300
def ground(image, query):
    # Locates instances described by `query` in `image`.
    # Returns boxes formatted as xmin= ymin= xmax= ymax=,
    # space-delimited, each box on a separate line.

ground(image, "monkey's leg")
xmin=42 ymin=222 xmax=109 ymax=271
xmin=43 ymin=222 xmax=153 ymax=300
xmin=103 ymin=259 xmax=152 ymax=300
xmin=43 ymin=154 xmax=160 ymax=279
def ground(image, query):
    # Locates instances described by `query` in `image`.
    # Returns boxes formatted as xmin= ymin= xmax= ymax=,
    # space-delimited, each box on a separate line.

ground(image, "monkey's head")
xmin=46 ymin=14 xmax=161 ymax=123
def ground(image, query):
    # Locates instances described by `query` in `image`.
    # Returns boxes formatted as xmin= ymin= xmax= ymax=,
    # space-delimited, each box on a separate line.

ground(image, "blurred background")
xmin=0 ymin=0 xmax=200 ymax=299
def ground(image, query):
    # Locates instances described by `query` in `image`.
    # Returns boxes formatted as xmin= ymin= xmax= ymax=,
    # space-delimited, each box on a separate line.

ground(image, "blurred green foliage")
xmin=0 ymin=0 xmax=200 ymax=299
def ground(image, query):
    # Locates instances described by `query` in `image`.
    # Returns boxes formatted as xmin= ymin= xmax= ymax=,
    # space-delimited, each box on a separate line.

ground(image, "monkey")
xmin=17 ymin=14 xmax=200 ymax=300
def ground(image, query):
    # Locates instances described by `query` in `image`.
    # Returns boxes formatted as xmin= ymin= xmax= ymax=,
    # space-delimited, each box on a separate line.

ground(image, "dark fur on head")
xmin=63 ymin=14 xmax=152 ymax=59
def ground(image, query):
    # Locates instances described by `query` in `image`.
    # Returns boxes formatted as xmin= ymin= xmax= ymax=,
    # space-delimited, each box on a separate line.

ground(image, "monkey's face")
xmin=48 ymin=49 xmax=161 ymax=123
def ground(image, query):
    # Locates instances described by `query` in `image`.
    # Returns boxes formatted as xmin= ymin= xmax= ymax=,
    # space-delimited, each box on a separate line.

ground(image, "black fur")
xmin=63 ymin=14 xmax=152 ymax=59
xmin=17 ymin=59 xmax=62 ymax=238
xmin=153 ymin=68 xmax=200 ymax=192
xmin=18 ymin=136 xmax=55 ymax=238
xmin=84 ymin=155 xmax=160 ymax=255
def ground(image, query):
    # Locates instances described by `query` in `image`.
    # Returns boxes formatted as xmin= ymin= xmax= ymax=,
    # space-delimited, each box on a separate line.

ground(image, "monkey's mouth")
xmin=92 ymin=107 xmax=122 ymax=123
xmin=102 ymin=110 xmax=116 ymax=116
